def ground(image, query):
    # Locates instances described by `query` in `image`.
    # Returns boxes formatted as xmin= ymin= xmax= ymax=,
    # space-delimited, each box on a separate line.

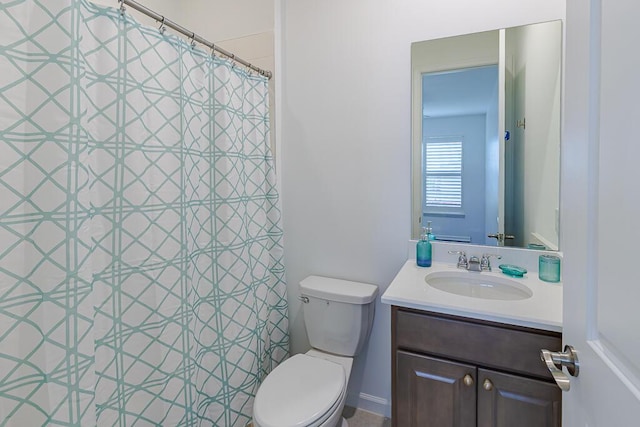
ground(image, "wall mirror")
xmin=411 ymin=20 xmax=562 ymax=250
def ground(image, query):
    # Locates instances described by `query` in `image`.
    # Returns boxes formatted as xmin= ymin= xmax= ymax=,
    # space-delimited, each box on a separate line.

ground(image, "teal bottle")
xmin=426 ymin=221 xmax=435 ymax=241
xmin=416 ymin=226 xmax=432 ymax=267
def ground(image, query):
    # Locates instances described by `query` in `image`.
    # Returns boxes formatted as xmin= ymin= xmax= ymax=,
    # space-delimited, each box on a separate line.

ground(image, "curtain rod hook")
xmin=158 ymin=16 xmax=166 ymax=34
xmin=190 ymin=32 xmax=196 ymax=48
xmin=119 ymin=0 xmax=126 ymax=15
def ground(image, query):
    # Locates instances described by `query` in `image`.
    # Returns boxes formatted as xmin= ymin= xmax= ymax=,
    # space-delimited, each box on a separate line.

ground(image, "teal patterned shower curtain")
xmin=0 ymin=1 xmax=288 ymax=425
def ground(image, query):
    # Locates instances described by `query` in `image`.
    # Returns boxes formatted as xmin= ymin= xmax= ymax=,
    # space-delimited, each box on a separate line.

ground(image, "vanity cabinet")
xmin=392 ymin=306 xmax=562 ymax=427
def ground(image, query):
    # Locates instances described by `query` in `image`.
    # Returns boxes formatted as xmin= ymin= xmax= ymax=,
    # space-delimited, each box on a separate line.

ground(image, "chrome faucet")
xmin=449 ymin=251 xmax=502 ymax=272
xmin=467 ymin=255 xmax=482 ymax=272
xmin=448 ymin=251 xmax=468 ymax=269
xmin=480 ymin=253 xmax=502 ymax=272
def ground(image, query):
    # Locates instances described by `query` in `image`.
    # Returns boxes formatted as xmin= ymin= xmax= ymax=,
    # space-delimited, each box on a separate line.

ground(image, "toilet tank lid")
xmin=300 ymin=276 xmax=378 ymax=304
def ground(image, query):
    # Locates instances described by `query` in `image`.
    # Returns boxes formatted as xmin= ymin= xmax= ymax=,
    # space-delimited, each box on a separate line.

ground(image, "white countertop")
xmin=382 ymin=260 xmax=562 ymax=332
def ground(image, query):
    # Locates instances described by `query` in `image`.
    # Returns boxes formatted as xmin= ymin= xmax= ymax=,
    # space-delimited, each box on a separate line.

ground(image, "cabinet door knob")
xmin=483 ymin=379 xmax=493 ymax=391
xmin=463 ymin=374 xmax=474 ymax=387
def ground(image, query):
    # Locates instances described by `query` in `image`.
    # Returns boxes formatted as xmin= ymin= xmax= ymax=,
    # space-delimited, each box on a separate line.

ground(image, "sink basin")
xmin=425 ymin=271 xmax=533 ymax=301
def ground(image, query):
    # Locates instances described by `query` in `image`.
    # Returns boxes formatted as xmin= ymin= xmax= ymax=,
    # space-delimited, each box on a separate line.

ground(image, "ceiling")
xmin=422 ymin=65 xmax=498 ymax=118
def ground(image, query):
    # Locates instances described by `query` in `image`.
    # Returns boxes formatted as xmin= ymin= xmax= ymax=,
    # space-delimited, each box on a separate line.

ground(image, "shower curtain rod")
xmin=119 ymin=0 xmax=273 ymax=79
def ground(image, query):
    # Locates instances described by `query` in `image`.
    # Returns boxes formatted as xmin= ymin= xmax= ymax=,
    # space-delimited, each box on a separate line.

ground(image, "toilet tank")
xmin=300 ymin=276 xmax=378 ymax=357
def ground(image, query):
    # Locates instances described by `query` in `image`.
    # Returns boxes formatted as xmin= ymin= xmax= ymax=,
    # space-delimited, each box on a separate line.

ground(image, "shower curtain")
xmin=0 ymin=1 xmax=288 ymax=425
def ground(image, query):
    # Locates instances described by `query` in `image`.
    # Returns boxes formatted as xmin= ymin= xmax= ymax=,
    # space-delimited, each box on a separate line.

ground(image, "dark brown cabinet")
xmin=477 ymin=369 xmax=561 ymax=427
xmin=396 ymin=351 xmax=476 ymax=427
xmin=392 ymin=306 xmax=562 ymax=427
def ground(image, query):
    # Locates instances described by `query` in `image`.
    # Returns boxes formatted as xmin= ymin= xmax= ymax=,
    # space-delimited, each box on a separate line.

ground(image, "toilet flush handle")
xmin=298 ymin=296 xmax=309 ymax=304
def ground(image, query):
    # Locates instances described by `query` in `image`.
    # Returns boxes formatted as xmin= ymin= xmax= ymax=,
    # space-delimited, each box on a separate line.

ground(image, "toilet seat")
xmin=253 ymin=353 xmax=346 ymax=427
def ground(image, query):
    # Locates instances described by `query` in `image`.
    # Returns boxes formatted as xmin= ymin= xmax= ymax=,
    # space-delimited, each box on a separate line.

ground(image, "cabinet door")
xmin=396 ymin=350 xmax=476 ymax=427
xmin=477 ymin=368 xmax=561 ymax=427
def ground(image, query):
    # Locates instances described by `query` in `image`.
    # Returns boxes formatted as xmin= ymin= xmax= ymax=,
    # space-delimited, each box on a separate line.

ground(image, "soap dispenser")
xmin=416 ymin=225 xmax=432 ymax=267
xmin=426 ymin=221 xmax=435 ymax=241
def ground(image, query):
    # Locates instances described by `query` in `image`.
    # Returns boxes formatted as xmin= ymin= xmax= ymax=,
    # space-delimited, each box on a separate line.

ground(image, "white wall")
xmin=280 ymin=0 xmax=565 ymax=416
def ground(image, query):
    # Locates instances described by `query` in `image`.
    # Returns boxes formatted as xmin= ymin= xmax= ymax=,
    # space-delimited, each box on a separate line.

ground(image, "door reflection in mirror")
xmin=422 ymin=66 xmax=498 ymax=246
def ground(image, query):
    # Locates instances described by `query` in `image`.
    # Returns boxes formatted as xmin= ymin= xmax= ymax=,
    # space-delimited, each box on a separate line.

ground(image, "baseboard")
xmin=347 ymin=392 xmax=391 ymax=418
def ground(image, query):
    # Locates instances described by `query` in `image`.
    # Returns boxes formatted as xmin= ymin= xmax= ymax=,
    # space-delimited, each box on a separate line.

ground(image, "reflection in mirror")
xmin=422 ymin=66 xmax=499 ymax=246
xmin=411 ymin=21 xmax=562 ymax=250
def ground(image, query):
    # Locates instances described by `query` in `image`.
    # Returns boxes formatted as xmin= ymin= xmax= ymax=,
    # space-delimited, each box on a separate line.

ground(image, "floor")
xmin=342 ymin=406 xmax=391 ymax=427
xmin=246 ymin=406 xmax=390 ymax=427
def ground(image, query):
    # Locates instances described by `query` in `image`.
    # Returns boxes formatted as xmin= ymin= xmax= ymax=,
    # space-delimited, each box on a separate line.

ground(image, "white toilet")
xmin=252 ymin=275 xmax=378 ymax=427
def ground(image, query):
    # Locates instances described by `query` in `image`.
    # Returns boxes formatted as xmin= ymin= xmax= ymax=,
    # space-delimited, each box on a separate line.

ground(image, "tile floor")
xmin=246 ymin=406 xmax=391 ymax=427
xmin=342 ymin=406 xmax=391 ymax=427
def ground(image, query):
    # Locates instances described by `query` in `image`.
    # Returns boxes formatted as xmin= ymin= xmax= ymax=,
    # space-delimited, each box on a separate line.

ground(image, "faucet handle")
xmin=481 ymin=253 xmax=502 ymax=271
xmin=448 ymin=251 xmax=468 ymax=269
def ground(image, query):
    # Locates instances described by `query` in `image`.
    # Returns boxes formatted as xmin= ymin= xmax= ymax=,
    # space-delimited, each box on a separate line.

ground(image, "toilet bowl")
xmin=252 ymin=276 xmax=378 ymax=427
xmin=253 ymin=350 xmax=352 ymax=427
